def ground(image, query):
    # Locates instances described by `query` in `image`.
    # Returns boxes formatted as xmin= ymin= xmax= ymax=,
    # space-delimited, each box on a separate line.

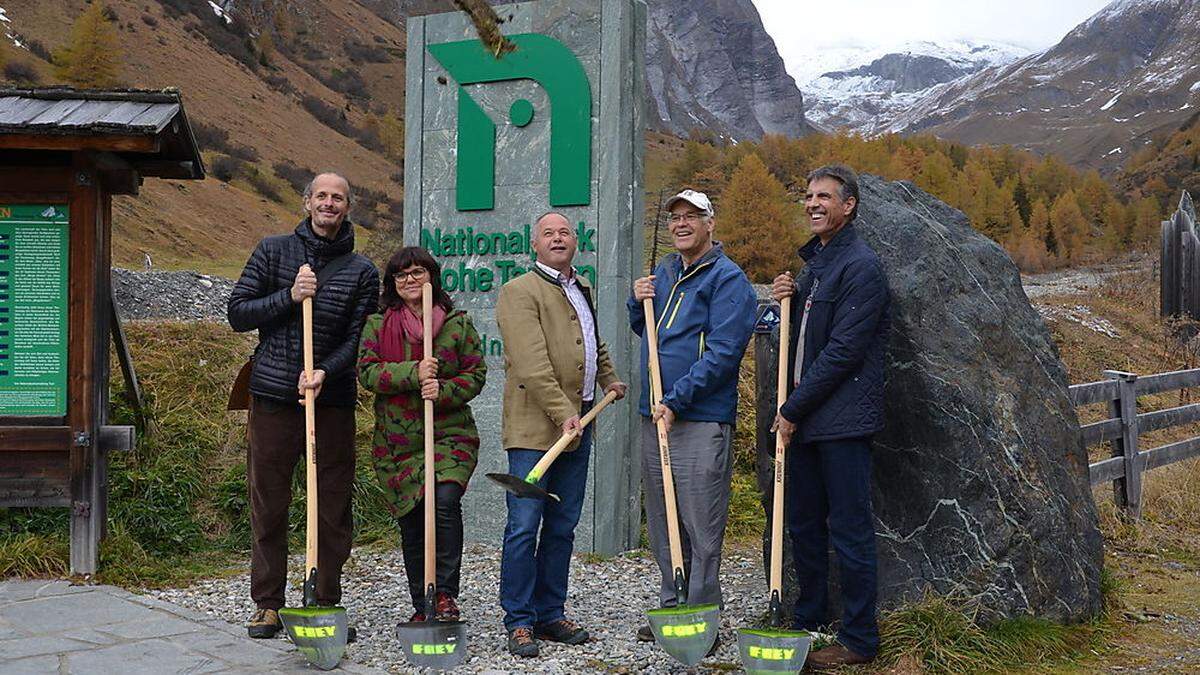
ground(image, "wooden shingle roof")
xmin=0 ymin=88 xmax=204 ymax=180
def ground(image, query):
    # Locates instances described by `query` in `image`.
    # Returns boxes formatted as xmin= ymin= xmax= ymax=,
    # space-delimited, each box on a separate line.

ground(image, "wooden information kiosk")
xmin=0 ymin=88 xmax=204 ymax=573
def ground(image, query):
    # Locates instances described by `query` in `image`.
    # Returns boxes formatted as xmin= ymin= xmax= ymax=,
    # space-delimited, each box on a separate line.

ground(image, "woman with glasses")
xmin=357 ymin=246 xmax=487 ymax=622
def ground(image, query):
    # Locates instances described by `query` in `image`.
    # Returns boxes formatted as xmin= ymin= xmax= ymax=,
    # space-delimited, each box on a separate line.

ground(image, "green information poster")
xmin=0 ymin=204 xmax=69 ymax=416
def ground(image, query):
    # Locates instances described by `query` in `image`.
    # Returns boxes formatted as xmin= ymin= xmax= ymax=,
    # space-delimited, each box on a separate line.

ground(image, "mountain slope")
xmin=885 ymin=0 xmax=1200 ymax=171
xmin=800 ymin=40 xmax=1027 ymax=132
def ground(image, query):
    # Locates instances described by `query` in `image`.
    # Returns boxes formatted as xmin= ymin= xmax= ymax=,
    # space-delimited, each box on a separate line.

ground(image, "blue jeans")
xmin=786 ymin=436 xmax=880 ymax=658
xmin=499 ymin=403 xmax=593 ymax=630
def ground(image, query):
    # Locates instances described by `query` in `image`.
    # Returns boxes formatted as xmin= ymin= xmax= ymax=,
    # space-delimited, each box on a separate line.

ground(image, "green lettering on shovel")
xmin=412 ymin=643 xmax=457 ymax=655
xmin=662 ymin=622 xmax=707 ymax=637
xmin=748 ymin=645 xmax=796 ymax=660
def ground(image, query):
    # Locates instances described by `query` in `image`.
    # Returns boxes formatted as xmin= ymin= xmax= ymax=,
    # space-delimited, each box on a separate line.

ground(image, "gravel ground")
xmin=113 ymin=267 xmax=234 ymax=321
xmin=150 ymin=543 xmax=777 ymax=673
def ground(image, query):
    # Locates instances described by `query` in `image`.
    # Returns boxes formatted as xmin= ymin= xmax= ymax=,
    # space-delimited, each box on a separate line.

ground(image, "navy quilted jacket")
xmin=780 ymin=224 xmax=890 ymax=441
xmin=227 ymin=219 xmax=379 ymax=407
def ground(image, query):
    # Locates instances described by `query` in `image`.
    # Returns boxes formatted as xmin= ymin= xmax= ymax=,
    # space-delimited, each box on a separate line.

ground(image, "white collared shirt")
xmin=536 ymin=261 xmax=598 ymax=402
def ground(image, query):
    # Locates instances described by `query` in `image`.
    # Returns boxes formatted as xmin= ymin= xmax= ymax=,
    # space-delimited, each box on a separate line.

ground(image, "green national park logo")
xmin=428 ymin=33 xmax=592 ymax=211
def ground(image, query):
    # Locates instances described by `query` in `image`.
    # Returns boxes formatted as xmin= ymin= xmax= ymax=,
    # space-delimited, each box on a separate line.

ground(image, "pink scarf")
xmin=379 ymin=304 xmax=447 ymax=361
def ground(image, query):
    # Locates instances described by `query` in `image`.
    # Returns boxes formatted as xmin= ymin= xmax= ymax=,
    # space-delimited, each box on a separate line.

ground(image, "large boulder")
xmin=755 ymin=175 xmax=1104 ymax=622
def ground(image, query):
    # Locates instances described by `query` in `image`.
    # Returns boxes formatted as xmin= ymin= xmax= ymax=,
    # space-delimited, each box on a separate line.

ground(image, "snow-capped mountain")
xmin=884 ymin=0 xmax=1200 ymax=170
xmin=798 ymin=40 xmax=1028 ymax=132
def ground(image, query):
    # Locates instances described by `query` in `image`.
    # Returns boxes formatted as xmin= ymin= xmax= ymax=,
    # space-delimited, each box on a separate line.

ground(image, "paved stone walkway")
xmin=0 ymin=579 xmax=384 ymax=674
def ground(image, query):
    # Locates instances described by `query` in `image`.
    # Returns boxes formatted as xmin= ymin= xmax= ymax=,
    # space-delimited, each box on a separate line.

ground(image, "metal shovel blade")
xmin=279 ymin=606 xmax=348 ymax=671
xmin=485 ymin=472 xmax=560 ymax=501
xmin=646 ymin=604 xmax=721 ymax=666
xmin=396 ymin=619 xmax=468 ymax=670
xmin=736 ymin=628 xmax=812 ymax=674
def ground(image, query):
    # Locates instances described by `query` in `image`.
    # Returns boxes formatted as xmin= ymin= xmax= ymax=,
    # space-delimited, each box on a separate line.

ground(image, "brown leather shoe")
xmin=805 ymin=643 xmax=873 ymax=671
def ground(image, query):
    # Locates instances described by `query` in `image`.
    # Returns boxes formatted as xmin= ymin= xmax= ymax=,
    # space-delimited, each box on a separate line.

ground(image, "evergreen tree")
xmin=53 ymin=2 xmax=122 ymax=88
xmin=1012 ymin=177 xmax=1032 ymax=226
xmin=719 ymin=153 xmax=800 ymax=282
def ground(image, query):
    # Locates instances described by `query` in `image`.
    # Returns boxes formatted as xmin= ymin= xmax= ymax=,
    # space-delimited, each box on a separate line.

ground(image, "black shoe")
xmin=637 ymin=625 xmax=654 ymax=642
xmin=534 ymin=618 xmax=590 ymax=645
xmin=507 ymin=627 xmax=539 ymax=657
xmin=247 ymin=608 xmax=282 ymax=639
xmin=347 ymin=626 xmax=357 ymax=644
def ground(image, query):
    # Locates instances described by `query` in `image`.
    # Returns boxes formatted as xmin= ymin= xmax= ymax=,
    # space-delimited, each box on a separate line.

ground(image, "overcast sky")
xmin=754 ymin=0 xmax=1116 ymax=78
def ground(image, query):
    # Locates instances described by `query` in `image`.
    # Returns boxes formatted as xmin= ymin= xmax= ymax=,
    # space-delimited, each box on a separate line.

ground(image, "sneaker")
xmin=435 ymin=592 xmax=460 ymax=621
xmin=247 ymin=608 xmax=282 ymax=639
xmin=534 ymin=618 xmax=589 ymax=645
xmin=408 ymin=610 xmax=427 ymax=623
xmin=636 ymin=624 xmax=654 ymax=642
xmin=506 ymin=627 xmax=540 ymax=657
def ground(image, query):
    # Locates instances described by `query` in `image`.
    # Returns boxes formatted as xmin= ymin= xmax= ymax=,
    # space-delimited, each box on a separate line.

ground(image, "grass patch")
xmin=1 ymin=321 xmax=397 ymax=587
xmin=876 ymin=592 xmax=1115 ymax=674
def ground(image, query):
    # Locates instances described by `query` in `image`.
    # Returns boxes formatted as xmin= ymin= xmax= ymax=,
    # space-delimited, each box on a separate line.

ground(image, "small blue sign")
xmin=755 ymin=304 xmax=781 ymax=334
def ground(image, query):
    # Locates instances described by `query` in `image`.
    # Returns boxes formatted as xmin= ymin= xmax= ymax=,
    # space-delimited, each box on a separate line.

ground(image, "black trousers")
xmin=247 ymin=396 xmax=356 ymax=610
xmin=397 ymin=481 xmax=465 ymax=612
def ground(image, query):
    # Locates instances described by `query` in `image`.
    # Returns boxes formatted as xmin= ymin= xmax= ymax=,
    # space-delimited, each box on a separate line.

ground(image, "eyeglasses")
xmin=393 ymin=268 xmax=430 ymax=282
xmin=668 ymin=212 xmax=706 ymax=224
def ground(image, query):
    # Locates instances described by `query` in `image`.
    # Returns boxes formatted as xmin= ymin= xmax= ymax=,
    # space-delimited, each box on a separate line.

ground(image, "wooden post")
xmin=1162 ymin=218 xmax=1180 ymax=318
xmin=1104 ymin=370 xmax=1142 ymax=519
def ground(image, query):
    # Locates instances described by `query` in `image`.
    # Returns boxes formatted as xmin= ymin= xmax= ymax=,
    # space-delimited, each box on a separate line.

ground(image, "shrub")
xmin=3 ymin=60 xmax=40 ymax=85
xmin=211 ymin=155 xmax=243 ymax=183
xmin=273 ymin=161 xmax=312 ymax=194
xmin=343 ymin=39 xmax=390 ymax=64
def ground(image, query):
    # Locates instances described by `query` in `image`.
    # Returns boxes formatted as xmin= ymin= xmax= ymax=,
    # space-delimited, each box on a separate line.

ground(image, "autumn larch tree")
xmin=719 ymin=153 xmax=800 ymax=283
xmin=53 ymin=2 xmax=122 ymax=88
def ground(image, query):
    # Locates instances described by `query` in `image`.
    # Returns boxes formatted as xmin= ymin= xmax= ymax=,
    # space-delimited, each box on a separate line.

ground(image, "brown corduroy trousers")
xmin=247 ymin=396 xmax=356 ymax=610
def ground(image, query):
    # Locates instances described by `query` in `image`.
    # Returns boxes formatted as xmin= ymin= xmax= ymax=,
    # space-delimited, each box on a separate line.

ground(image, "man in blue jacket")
xmin=771 ymin=164 xmax=890 ymax=670
xmin=629 ymin=189 xmax=756 ymax=644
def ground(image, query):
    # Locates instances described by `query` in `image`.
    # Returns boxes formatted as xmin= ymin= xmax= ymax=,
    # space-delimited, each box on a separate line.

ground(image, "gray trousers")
xmin=640 ymin=417 xmax=734 ymax=608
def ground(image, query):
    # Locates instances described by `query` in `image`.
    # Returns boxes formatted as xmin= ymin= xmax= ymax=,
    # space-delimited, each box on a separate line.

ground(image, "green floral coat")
xmin=356 ymin=309 xmax=487 ymax=518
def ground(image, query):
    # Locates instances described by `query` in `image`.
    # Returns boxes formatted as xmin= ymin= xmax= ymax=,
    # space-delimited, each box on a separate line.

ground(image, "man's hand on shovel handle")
xmin=771 ymin=412 xmax=795 ymax=448
xmin=291 ymin=264 xmax=317 ymax=303
xmin=605 ymin=381 xmax=629 ymax=400
xmin=297 ymin=368 xmax=326 ymax=403
xmin=562 ymin=415 xmax=582 ymax=437
xmin=652 ymin=403 xmax=675 ymax=434
xmin=771 ymin=272 xmax=795 ymax=302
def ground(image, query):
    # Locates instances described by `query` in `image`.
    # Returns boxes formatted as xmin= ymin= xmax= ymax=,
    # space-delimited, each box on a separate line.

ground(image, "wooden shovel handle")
xmin=643 ymin=298 xmax=686 ymax=576
xmin=770 ymin=295 xmax=791 ymax=595
xmin=302 ymin=296 xmax=318 ymax=575
xmin=422 ymin=283 xmax=436 ymax=589
xmin=525 ymin=389 xmax=620 ymax=482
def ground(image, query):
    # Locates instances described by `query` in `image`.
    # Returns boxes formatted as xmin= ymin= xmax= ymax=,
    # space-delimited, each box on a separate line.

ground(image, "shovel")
xmin=397 ymin=282 xmax=468 ymax=670
xmin=486 ymin=389 xmax=619 ymax=500
xmin=279 ymin=295 xmax=349 ymax=670
xmin=642 ymin=297 xmax=720 ymax=666
xmin=737 ymin=295 xmax=812 ymax=673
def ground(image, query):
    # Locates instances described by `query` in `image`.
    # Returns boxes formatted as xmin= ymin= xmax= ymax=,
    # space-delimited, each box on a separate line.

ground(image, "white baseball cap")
xmin=665 ymin=189 xmax=714 ymax=217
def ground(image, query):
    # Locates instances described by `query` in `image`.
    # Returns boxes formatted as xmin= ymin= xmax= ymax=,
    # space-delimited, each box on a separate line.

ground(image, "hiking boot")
xmin=247 ymin=608 xmax=282 ymax=639
xmin=435 ymin=592 xmax=460 ymax=621
xmin=506 ymin=627 xmax=540 ymax=657
xmin=805 ymin=642 xmax=873 ymax=671
xmin=636 ymin=624 xmax=654 ymax=642
xmin=533 ymin=618 xmax=589 ymax=645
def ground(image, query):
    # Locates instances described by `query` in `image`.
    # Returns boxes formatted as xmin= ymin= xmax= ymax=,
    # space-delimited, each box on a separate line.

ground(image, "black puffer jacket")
xmin=228 ymin=219 xmax=379 ymax=407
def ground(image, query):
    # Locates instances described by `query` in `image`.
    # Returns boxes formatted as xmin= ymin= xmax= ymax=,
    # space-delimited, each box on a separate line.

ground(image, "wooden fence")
xmin=1160 ymin=190 xmax=1197 ymax=318
xmin=1072 ymin=368 xmax=1200 ymax=518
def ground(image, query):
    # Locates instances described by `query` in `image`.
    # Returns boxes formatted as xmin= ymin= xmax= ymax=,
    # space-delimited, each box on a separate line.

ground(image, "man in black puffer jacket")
xmin=227 ymin=172 xmax=379 ymax=639
xmin=771 ymin=165 xmax=890 ymax=671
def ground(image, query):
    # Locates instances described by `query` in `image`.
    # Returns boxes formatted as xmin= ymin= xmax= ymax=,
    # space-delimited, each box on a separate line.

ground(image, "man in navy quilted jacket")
xmin=227 ymin=172 xmax=379 ymax=640
xmin=771 ymin=164 xmax=890 ymax=671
